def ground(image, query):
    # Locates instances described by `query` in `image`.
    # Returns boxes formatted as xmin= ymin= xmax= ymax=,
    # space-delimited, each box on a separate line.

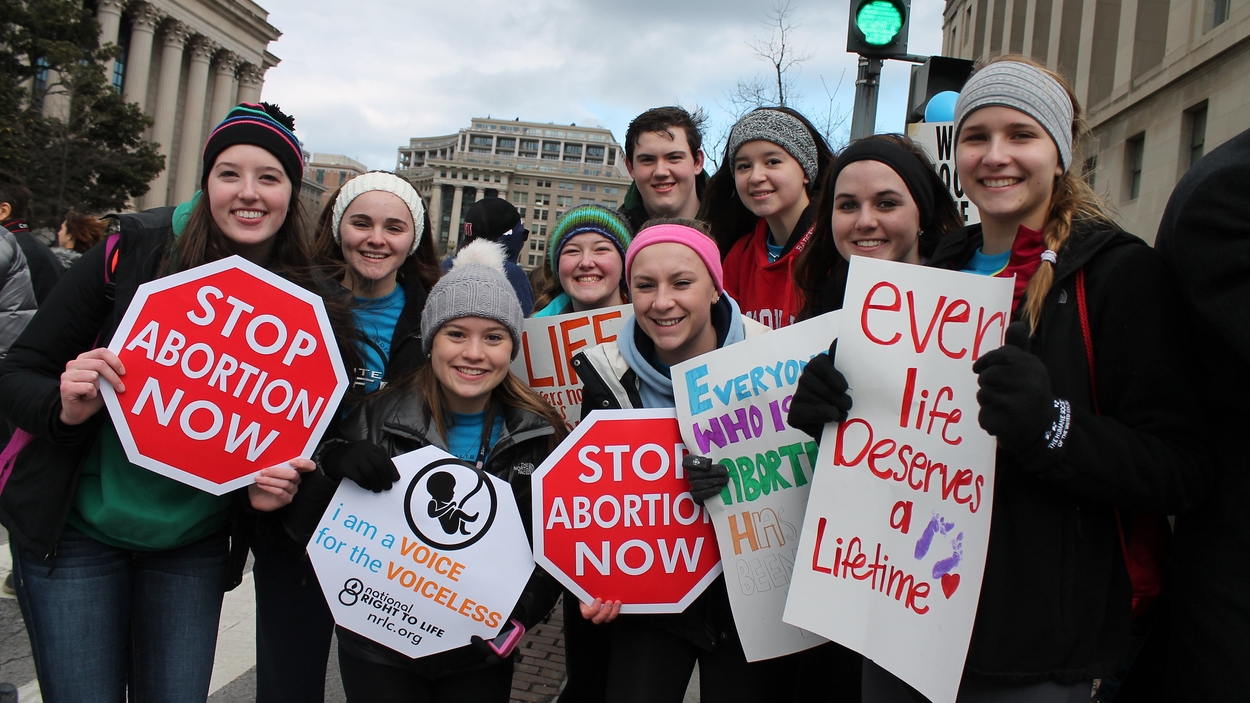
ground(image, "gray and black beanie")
xmin=725 ymin=109 xmax=819 ymax=182
xmin=420 ymin=239 xmax=524 ymax=359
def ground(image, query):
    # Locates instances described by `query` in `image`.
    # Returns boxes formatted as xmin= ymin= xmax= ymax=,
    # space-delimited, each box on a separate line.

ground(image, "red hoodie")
xmin=722 ymin=217 xmax=814 ymax=330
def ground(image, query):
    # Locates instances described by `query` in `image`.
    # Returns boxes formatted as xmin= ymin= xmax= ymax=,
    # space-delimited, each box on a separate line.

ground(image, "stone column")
xmin=448 ymin=185 xmax=465 ymax=253
xmin=123 ymin=4 xmax=161 ymax=107
xmin=1111 ymin=0 xmax=1140 ymax=96
xmin=172 ymin=37 xmax=217 ymax=204
xmin=427 ymin=183 xmax=444 ymax=243
xmin=236 ymin=64 xmax=264 ymax=104
xmin=208 ymin=51 xmax=241 ymax=125
xmin=144 ymin=20 xmax=191 ymax=209
xmin=96 ymin=0 xmax=126 ymax=84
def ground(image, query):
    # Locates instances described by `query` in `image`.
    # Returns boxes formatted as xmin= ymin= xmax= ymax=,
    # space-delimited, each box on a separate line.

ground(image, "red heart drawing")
xmin=941 ymin=573 xmax=960 ymax=598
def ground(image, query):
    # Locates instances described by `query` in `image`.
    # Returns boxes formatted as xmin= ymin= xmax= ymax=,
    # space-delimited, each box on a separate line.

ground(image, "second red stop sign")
xmin=532 ymin=408 xmax=722 ymax=613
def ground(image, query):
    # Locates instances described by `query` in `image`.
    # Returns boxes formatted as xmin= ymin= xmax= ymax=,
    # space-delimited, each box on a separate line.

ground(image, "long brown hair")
xmin=974 ymin=56 xmax=1114 ymax=331
xmin=795 ymin=134 xmax=963 ymax=320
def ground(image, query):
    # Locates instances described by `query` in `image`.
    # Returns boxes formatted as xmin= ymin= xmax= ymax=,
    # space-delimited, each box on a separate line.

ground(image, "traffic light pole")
xmin=850 ymin=56 xmax=884 ymax=141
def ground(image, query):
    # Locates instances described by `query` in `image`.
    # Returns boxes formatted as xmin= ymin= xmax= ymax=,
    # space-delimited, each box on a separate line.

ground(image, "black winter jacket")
xmin=0 ymin=207 xmax=257 ymax=588
xmin=927 ymin=221 xmax=1206 ymax=684
xmin=288 ymin=391 xmax=563 ymax=676
xmin=1155 ymin=127 xmax=1250 ymax=701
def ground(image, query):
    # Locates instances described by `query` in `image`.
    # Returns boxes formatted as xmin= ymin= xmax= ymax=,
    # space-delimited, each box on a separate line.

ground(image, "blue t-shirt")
xmin=765 ymin=236 xmax=785 ymax=263
xmin=963 ymin=248 xmax=1011 ymax=277
xmin=351 ymin=285 xmax=405 ymax=393
xmin=447 ymin=411 xmax=506 ymax=464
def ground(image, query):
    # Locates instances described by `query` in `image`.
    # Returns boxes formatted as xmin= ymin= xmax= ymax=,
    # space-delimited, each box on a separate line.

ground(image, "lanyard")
xmin=473 ymin=404 xmax=497 ymax=470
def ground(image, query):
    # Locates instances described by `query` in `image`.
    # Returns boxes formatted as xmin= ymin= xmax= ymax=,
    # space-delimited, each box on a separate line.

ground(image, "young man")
xmin=619 ymin=106 xmax=708 ymax=231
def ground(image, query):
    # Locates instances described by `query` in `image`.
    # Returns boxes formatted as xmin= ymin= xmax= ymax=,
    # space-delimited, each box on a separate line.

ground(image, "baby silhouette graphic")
xmin=426 ymin=471 xmax=480 ymax=535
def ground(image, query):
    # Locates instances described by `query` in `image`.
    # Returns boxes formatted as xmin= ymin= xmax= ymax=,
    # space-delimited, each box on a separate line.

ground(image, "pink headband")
xmin=625 ymin=224 xmax=724 ymax=293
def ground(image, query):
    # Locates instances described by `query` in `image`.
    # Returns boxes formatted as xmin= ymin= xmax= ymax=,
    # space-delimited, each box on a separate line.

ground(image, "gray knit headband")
xmin=332 ymin=171 xmax=426 ymax=255
xmin=953 ymin=61 xmax=1074 ymax=170
xmin=726 ymin=109 xmax=819 ymax=182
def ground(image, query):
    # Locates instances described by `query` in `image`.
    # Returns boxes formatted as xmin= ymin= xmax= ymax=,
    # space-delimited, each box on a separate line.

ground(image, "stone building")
xmin=91 ymin=0 xmax=281 ymax=210
xmin=941 ymin=0 xmax=1250 ymax=241
xmin=306 ymin=153 xmax=368 ymax=211
xmin=396 ymin=118 xmax=632 ymax=269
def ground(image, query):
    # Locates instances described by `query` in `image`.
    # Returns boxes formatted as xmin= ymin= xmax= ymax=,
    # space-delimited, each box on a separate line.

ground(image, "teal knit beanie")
xmin=546 ymin=205 xmax=633 ymax=272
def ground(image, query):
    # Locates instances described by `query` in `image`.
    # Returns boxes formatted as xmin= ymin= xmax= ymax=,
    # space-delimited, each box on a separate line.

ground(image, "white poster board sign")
xmin=907 ymin=122 xmax=980 ymax=227
xmin=783 ymin=258 xmax=1012 ymax=703
xmin=308 ymin=446 xmax=534 ymax=658
xmin=672 ymin=312 xmax=840 ymax=662
xmin=512 ymin=305 xmax=631 ymax=429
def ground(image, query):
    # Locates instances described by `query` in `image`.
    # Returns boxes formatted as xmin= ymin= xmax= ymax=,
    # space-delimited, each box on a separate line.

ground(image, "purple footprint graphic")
xmin=933 ymin=532 xmax=964 ymax=578
xmin=914 ymin=513 xmax=954 ymax=559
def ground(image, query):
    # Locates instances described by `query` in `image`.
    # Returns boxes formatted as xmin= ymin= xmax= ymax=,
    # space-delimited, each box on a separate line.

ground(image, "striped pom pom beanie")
xmin=546 ymin=204 xmax=633 ymax=272
xmin=202 ymin=102 xmax=304 ymax=189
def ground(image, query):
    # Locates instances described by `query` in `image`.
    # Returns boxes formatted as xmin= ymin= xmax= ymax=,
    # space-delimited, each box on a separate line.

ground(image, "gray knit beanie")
xmin=420 ymin=239 xmax=524 ymax=359
xmin=725 ymin=109 xmax=819 ymax=182
xmin=953 ymin=61 xmax=1074 ymax=170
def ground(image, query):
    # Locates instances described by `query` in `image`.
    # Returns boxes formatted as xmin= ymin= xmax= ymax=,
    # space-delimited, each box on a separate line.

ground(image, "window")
xmin=563 ymin=144 xmax=583 ymax=162
xmin=537 ymin=225 xmax=547 ymax=237
xmin=535 ymin=193 xmax=551 ymax=205
xmin=601 ymin=199 xmax=618 ymax=208
xmin=515 ymin=192 xmax=528 ymax=204
xmin=519 ymin=140 xmax=539 ymax=157
xmin=579 ymin=198 xmax=595 ymax=205
xmin=1125 ymin=133 xmax=1145 ymax=200
xmin=316 ymin=169 xmax=325 ymax=184
xmin=607 ymin=149 xmax=616 ymax=166
xmin=518 ymin=207 xmax=526 ymax=218
xmin=1187 ymin=104 xmax=1208 ymax=169
xmin=1084 ymin=156 xmax=1097 ymax=189
xmin=542 ymin=141 xmax=561 ymax=160
xmin=586 ymin=145 xmax=605 ymax=164
xmin=537 ymin=180 xmax=552 ymax=189
xmin=518 ymin=177 xmax=530 ymax=186
xmin=1213 ymin=0 xmax=1231 ymax=27
xmin=558 ymin=182 xmax=574 ymax=190
xmin=557 ymin=195 xmax=572 ymax=207
xmin=496 ymin=137 xmax=516 ymax=154
xmin=33 ymin=57 xmax=48 ymax=95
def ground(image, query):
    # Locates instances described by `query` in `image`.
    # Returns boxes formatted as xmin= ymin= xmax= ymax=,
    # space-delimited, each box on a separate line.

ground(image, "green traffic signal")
xmin=856 ymin=0 xmax=904 ymax=45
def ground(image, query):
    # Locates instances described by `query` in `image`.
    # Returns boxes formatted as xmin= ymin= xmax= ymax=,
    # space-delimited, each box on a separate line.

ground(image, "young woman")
xmin=291 ymin=239 xmax=566 ymax=703
xmin=0 ymin=102 xmax=327 ymax=702
xmin=700 ymin=107 xmax=834 ymax=330
xmin=53 ymin=210 xmax=108 ymax=268
xmin=793 ymin=134 xmax=962 ymax=320
xmin=570 ymin=219 xmax=802 ymax=703
xmin=249 ymin=172 xmax=444 ymax=703
xmin=531 ymin=204 xmax=633 ymax=317
xmin=790 ymin=57 xmax=1206 ymax=702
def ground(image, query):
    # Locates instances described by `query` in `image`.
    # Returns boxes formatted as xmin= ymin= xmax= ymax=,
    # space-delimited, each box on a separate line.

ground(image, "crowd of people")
xmin=0 ymin=54 xmax=1245 ymax=703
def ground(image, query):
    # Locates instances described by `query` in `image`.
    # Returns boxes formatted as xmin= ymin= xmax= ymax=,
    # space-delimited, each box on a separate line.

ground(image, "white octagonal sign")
xmin=309 ymin=446 xmax=535 ymax=658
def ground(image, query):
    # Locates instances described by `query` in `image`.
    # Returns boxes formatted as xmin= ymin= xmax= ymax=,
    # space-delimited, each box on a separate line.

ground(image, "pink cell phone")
xmin=487 ymin=619 xmax=525 ymax=656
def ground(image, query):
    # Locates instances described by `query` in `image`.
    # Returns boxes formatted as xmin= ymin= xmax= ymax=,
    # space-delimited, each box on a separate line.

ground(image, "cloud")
xmin=258 ymin=0 xmax=945 ymax=169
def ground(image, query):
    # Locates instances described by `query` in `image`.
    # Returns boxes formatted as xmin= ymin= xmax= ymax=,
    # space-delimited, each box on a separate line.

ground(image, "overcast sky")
xmin=256 ymin=0 xmax=946 ymax=171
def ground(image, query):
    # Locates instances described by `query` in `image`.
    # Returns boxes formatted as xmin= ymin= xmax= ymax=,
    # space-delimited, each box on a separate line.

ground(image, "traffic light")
xmin=906 ymin=56 xmax=975 ymax=124
xmin=847 ymin=0 xmax=911 ymax=58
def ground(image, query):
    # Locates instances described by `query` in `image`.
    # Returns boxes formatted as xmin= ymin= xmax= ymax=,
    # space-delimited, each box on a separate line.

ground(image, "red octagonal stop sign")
xmin=532 ymin=408 xmax=722 ymax=614
xmin=101 ymin=256 xmax=348 ymax=495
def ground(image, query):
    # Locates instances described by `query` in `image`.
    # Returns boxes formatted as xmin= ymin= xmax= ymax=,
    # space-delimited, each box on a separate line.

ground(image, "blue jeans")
xmin=12 ymin=525 xmax=229 ymax=703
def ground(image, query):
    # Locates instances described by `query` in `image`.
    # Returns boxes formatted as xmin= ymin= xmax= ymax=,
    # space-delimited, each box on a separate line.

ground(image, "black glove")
xmin=971 ymin=321 xmax=1063 ymax=451
xmin=787 ymin=340 xmax=853 ymax=440
xmin=684 ymin=454 xmax=729 ymax=503
xmin=320 ymin=440 xmax=400 ymax=492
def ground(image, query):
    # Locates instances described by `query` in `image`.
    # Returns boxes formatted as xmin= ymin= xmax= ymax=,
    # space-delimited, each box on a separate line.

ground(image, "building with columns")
xmin=92 ymin=0 xmax=281 ymax=209
xmin=941 ymin=0 xmax=1250 ymax=242
xmin=396 ymin=117 xmax=633 ymax=269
